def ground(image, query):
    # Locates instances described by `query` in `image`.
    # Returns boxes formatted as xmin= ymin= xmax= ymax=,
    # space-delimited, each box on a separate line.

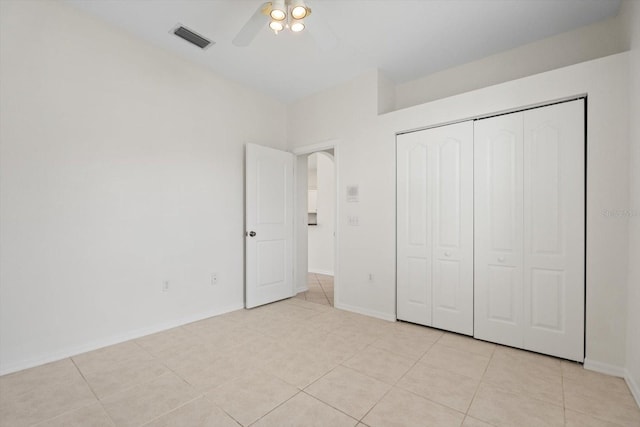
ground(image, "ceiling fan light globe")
xmin=270 ymin=0 xmax=287 ymax=21
xmin=270 ymin=9 xmax=286 ymax=21
xmin=291 ymin=21 xmax=305 ymax=32
xmin=291 ymin=5 xmax=308 ymax=20
xmin=269 ymin=20 xmax=284 ymax=32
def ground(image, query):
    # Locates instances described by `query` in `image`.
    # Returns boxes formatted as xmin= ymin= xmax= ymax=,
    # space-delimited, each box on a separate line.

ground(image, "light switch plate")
xmin=347 ymin=185 xmax=359 ymax=203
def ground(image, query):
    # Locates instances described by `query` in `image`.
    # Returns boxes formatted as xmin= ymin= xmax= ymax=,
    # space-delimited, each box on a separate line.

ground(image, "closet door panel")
xmin=487 ymin=265 xmax=519 ymax=322
xmin=397 ymin=135 xmax=431 ymax=325
xmin=523 ymin=100 xmax=585 ymax=361
xmin=474 ymin=113 xmax=524 ymax=347
xmin=397 ymin=122 xmax=473 ymax=333
xmin=432 ymin=122 xmax=474 ymax=335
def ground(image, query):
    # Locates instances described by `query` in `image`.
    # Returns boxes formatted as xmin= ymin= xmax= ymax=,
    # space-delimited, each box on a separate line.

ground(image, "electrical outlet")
xmin=211 ymin=273 xmax=218 ymax=286
xmin=162 ymin=280 xmax=169 ymax=292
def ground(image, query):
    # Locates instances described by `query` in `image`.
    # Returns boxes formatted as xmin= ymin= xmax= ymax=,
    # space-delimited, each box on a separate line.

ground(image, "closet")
xmin=396 ymin=99 xmax=585 ymax=362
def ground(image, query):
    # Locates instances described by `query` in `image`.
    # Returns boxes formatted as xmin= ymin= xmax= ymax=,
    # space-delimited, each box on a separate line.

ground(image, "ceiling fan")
xmin=232 ymin=0 xmax=337 ymax=50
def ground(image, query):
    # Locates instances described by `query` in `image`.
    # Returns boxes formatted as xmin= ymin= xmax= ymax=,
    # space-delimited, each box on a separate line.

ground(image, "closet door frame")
xmin=395 ymin=95 xmax=586 ymax=362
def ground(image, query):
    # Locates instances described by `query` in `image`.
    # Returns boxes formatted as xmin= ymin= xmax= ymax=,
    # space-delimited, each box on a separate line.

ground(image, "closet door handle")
xmin=497 ymin=256 xmax=505 ymax=263
xmin=444 ymin=251 xmax=451 ymax=257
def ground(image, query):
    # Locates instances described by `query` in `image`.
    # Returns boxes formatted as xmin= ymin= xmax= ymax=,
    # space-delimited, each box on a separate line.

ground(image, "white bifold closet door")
xmin=474 ymin=99 xmax=585 ymax=361
xmin=397 ymin=121 xmax=473 ymax=335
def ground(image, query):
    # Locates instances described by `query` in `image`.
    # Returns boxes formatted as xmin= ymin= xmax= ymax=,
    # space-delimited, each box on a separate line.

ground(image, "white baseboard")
xmin=308 ymin=269 xmax=334 ymax=276
xmin=334 ymin=302 xmax=396 ymax=322
xmin=583 ymin=358 xmax=626 ymax=377
xmin=625 ymin=369 xmax=640 ymax=408
xmin=0 ymin=303 xmax=244 ymax=376
xmin=296 ymin=285 xmax=309 ymax=293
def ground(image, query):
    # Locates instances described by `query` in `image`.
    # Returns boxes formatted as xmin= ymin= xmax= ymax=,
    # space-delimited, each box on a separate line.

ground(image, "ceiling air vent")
xmin=172 ymin=25 xmax=214 ymax=50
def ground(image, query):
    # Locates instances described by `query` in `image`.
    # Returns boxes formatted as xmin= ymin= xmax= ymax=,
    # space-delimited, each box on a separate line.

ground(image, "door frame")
xmin=292 ymin=140 xmax=340 ymax=306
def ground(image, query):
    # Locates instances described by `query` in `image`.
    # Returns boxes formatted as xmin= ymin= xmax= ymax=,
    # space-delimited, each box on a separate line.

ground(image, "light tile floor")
xmin=295 ymin=273 xmax=333 ymax=306
xmin=1 ymin=298 xmax=639 ymax=426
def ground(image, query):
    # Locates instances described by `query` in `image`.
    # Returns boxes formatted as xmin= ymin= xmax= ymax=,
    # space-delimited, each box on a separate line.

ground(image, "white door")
xmin=474 ymin=100 xmax=585 ymax=361
xmin=397 ymin=132 xmax=431 ymax=326
xmin=431 ymin=122 xmax=474 ymax=335
xmin=245 ymin=143 xmax=294 ymax=308
xmin=523 ymin=100 xmax=584 ymax=361
xmin=397 ymin=121 xmax=473 ymax=335
xmin=474 ymin=112 xmax=525 ymax=348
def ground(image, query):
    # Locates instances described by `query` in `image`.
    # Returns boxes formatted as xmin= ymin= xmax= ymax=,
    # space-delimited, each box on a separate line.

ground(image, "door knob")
xmin=248 ymin=231 xmax=256 ymax=237
xmin=498 ymin=257 xmax=505 ymax=263
xmin=445 ymin=252 xmax=451 ymax=257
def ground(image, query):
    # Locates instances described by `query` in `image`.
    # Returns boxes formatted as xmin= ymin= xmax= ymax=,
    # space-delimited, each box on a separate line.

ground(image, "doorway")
xmin=298 ymin=151 xmax=335 ymax=306
xmin=292 ymin=142 xmax=339 ymax=308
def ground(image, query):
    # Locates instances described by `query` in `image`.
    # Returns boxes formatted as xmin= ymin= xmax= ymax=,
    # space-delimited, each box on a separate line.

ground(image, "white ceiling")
xmin=65 ymin=0 xmax=621 ymax=103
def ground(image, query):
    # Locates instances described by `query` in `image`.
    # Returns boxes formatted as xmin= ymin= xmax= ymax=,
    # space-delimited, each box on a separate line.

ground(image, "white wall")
xmin=621 ymin=0 xmax=640 ymax=405
xmin=288 ymin=54 xmax=630 ymax=370
xmin=0 ymin=0 xmax=286 ymax=374
xmin=308 ymin=152 xmax=335 ymax=275
xmin=289 ymin=70 xmax=393 ymax=320
xmin=395 ymin=14 xmax=628 ymax=110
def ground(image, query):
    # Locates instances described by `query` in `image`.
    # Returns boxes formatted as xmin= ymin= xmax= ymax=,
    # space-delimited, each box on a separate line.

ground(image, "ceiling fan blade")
xmin=232 ymin=2 xmax=269 ymax=47
xmin=305 ymin=0 xmax=338 ymax=51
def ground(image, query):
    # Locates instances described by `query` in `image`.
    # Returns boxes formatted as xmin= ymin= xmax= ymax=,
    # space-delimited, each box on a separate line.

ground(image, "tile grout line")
xmin=357 ymin=383 xmax=395 ymax=424
xmin=246 ymin=390 xmax=303 ymax=426
xmin=355 ymin=340 xmax=431 ymax=423
xmin=299 ymin=389 xmax=361 ymax=424
xmin=319 ymin=281 xmax=331 ymax=305
xmin=470 ymin=346 xmax=575 ymax=426
xmin=69 ymin=357 xmax=99 ymax=401
xmin=355 ymin=333 xmax=465 ymax=424
xmin=401 ymin=333 xmax=481 ymax=417
xmin=138 ymin=394 xmax=204 ymax=427
xmin=561 ymin=369 xmax=567 ymax=426
xmin=463 ymin=343 xmax=497 ymax=425
xmin=294 ymin=316 xmax=383 ymax=421
xmin=316 ymin=274 xmax=334 ymax=306
xmin=312 ymin=273 xmax=332 ymax=306
xmin=278 ymin=339 xmax=360 ymax=421
xmin=68 ymin=357 xmax=118 ymax=427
